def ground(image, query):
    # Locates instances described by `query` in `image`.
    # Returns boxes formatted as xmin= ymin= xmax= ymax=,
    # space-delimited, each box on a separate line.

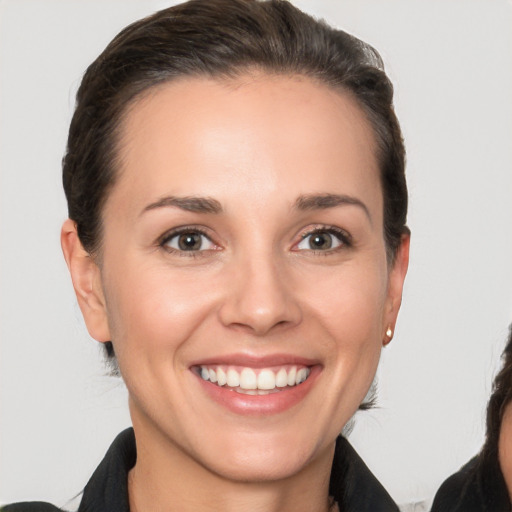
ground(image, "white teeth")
xmin=257 ymin=369 xmax=276 ymax=390
xmin=198 ymin=365 xmax=311 ymax=391
xmin=217 ymin=367 xmax=227 ymax=386
xmin=287 ymin=366 xmax=297 ymax=386
xmin=275 ymin=368 xmax=288 ymax=388
xmin=226 ymin=368 xmax=240 ymax=387
xmin=240 ymin=368 xmax=257 ymax=390
xmin=296 ymin=368 xmax=308 ymax=384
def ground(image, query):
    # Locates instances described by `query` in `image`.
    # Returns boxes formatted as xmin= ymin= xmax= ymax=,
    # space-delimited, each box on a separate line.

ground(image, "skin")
xmin=499 ymin=402 xmax=512 ymax=499
xmin=62 ymin=73 xmax=409 ymax=512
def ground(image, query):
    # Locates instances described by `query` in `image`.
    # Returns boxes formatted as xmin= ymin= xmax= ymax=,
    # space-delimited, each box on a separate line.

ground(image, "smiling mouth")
xmin=194 ymin=365 xmax=311 ymax=395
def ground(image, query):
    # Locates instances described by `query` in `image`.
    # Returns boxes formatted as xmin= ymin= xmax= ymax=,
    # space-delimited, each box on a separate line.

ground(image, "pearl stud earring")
xmin=383 ymin=327 xmax=393 ymax=346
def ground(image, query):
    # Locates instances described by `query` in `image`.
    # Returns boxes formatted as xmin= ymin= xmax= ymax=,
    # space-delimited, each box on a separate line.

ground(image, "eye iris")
xmin=178 ymin=233 xmax=202 ymax=251
xmin=310 ymin=232 xmax=332 ymax=250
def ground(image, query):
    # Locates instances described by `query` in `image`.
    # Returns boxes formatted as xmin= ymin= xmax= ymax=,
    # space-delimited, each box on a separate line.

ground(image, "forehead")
xmin=110 ymin=73 xmax=381 ymax=218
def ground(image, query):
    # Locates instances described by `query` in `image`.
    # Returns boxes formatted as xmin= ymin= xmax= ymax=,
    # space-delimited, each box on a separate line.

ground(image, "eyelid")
xmin=155 ymin=224 xmax=351 ymax=255
xmin=292 ymin=225 xmax=352 ymax=252
xmin=157 ymin=225 xmax=221 ymax=253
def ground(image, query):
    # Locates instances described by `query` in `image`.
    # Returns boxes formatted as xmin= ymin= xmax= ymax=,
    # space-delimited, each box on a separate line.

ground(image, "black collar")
xmin=77 ymin=428 xmax=398 ymax=512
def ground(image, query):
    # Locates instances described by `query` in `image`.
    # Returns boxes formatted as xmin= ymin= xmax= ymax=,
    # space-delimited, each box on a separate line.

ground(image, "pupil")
xmin=178 ymin=233 xmax=201 ymax=250
xmin=310 ymin=233 xmax=332 ymax=249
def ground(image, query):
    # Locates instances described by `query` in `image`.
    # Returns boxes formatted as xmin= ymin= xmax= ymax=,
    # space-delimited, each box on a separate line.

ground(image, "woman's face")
xmin=70 ymin=74 xmax=408 ymax=482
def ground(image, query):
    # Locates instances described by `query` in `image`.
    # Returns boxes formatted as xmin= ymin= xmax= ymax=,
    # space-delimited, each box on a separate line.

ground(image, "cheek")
xmin=308 ymin=260 xmax=388 ymax=389
xmin=299 ymin=266 xmax=386 ymax=428
xmin=303 ymin=260 xmax=389 ymax=339
xmin=499 ymin=405 xmax=512 ymax=498
xmin=102 ymin=264 xmax=218 ymax=360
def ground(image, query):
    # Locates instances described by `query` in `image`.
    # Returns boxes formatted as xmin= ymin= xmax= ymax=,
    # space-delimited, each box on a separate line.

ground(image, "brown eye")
xmin=308 ymin=232 xmax=333 ymax=250
xmin=163 ymin=231 xmax=215 ymax=252
xmin=178 ymin=233 xmax=203 ymax=250
xmin=296 ymin=229 xmax=348 ymax=251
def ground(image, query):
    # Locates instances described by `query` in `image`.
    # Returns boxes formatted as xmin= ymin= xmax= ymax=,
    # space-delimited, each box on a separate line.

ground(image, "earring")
xmin=383 ymin=327 xmax=393 ymax=346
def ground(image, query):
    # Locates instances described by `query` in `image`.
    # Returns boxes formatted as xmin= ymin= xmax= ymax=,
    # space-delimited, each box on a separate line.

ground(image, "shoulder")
xmin=431 ymin=456 xmax=479 ymax=512
xmin=2 ymin=428 xmax=135 ymax=512
xmin=1 ymin=503 xmax=64 ymax=512
xmin=431 ymin=454 xmax=510 ymax=512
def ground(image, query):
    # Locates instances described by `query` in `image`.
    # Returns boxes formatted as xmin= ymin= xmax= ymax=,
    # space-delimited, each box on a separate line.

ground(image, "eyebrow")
xmin=141 ymin=196 xmax=223 ymax=215
xmin=294 ymin=193 xmax=371 ymax=221
xmin=140 ymin=193 xmax=370 ymax=220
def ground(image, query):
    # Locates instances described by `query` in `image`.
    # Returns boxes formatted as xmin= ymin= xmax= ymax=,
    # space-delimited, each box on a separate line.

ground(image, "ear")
xmin=382 ymin=233 xmax=410 ymax=341
xmin=61 ymin=219 xmax=111 ymax=343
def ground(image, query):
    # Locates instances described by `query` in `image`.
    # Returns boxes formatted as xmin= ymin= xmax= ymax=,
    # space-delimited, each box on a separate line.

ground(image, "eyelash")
xmin=157 ymin=224 xmax=352 ymax=257
xmin=294 ymin=226 xmax=352 ymax=253
xmin=158 ymin=226 xmax=218 ymax=257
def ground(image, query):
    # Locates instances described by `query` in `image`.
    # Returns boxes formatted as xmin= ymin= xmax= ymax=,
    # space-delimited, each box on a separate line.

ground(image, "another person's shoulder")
xmin=432 ymin=453 xmax=510 ymax=512
xmin=431 ymin=456 xmax=479 ymax=511
xmin=1 ymin=502 xmax=63 ymax=512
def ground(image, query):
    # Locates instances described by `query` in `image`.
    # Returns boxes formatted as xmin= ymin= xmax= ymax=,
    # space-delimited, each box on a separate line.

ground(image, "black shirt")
xmin=431 ymin=452 xmax=511 ymax=511
xmin=2 ymin=428 xmax=399 ymax=512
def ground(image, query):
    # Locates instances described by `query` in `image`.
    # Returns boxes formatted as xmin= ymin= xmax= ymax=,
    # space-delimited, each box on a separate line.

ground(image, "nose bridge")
xmin=218 ymin=247 xmax=301 ymax=335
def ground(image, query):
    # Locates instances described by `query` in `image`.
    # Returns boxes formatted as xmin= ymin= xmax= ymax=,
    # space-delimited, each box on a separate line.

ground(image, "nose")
xmin=218 ymin=253 xmax=302 ymax=336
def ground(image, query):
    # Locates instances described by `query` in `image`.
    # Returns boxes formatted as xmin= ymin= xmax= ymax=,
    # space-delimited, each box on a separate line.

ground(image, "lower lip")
xmin=193 ymin=366 xmax=321 ymax=416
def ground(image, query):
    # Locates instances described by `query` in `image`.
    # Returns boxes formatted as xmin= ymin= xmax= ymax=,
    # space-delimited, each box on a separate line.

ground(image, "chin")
xmin=206 ymin=450 xmax=312 ymax=483
xmin=195 ymin=429 xmax=328 ymax=484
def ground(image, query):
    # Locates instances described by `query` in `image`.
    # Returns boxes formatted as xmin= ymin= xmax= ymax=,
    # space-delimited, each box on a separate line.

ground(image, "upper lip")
xmin=189 ymin=353 xmax=321 ymax=369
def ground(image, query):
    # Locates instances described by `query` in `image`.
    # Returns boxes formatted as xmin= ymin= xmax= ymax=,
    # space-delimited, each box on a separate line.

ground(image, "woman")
xmin=2 ymin=0 xmax=409 ymax=510
xmin=432 ymin=324 xmax=512 ymax=511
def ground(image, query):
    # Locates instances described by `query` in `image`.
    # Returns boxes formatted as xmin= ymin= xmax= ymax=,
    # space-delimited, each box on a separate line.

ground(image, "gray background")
xmin=1 ymin=0 xmax=511 ymax=508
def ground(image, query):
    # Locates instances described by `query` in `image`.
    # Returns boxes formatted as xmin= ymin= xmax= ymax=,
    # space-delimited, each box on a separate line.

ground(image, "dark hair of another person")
xmin=62 ymin=0 xmax=409 ymax=360
xmin=480 ymin=324 xmax=512 ymax=467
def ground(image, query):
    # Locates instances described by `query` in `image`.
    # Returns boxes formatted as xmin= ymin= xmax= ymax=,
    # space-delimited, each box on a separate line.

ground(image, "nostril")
xmin=225 ymin=318 xmax=296 ymax=337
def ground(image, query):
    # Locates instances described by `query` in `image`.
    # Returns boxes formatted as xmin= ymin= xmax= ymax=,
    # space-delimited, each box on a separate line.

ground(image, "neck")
xmin=128 ymin=418 xmax=336 ymax=512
